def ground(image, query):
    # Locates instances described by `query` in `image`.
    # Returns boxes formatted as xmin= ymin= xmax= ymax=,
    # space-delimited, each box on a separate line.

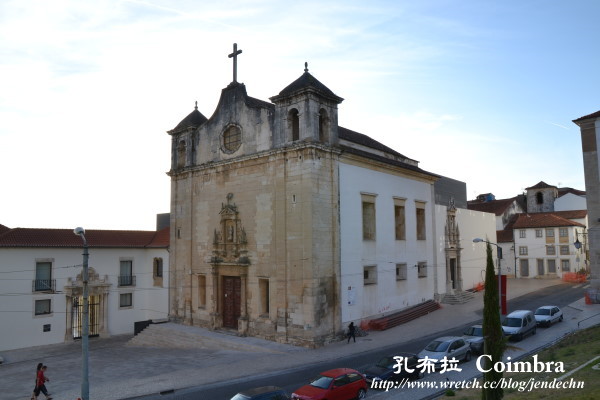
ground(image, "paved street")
xmin=1 ymin=278 xmax=598 ymax=400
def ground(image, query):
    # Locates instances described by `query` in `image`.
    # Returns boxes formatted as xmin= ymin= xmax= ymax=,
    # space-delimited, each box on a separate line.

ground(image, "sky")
xmin=1 ymin=0 xmax=598 ymax=231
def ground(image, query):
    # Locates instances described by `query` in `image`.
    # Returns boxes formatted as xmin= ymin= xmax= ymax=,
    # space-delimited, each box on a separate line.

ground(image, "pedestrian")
xmin=33 ymin=365 xmax=52 ymax=400
xmin=31 ymin=363 xmax=43 ymax=400
xmin=347 ymin=321 xmax=356 ymax=343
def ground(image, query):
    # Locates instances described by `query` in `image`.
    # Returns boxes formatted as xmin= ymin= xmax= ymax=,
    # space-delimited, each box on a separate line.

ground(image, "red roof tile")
xmin=512 ymin=213 xmax=585 ymax=229
xmin=573 ymin=110 xmax=600 ymax=123
xmin=467 ymin=197 xmax=518 ymax=216
xmin=526 ymin=181 xmax=556 ymax=190
xmin=0 ymin=226 xmax=169 ymax=248
xmin=497 ymin=229 xmax=514 ymax=243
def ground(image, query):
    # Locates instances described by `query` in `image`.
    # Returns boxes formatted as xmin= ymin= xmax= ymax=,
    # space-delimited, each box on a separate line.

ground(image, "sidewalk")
xmin=1 ymin=278 xmax=597 ymax=400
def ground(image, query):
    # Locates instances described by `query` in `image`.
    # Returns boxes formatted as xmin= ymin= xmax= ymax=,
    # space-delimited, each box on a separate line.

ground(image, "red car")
xmin=291 ymin=368 xmax=367 ymax=400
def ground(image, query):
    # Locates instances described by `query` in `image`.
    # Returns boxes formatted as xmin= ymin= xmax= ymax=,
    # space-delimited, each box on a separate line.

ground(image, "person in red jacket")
xmin=33 ymin=365 xmax=52 ymax=400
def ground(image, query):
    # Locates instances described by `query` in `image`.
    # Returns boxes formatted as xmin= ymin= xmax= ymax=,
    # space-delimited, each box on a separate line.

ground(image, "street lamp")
xmin=473 ymin=238 xmax=506 ymax=315
xmin=74 ymin=227 xmax=89 ymax=400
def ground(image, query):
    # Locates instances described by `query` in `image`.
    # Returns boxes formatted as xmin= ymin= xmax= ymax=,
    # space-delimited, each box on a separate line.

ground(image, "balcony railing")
xmin=118 ymin=275 xmax=136 ymax=287
xmin=32 ymin=279 xmax=56 ymax=292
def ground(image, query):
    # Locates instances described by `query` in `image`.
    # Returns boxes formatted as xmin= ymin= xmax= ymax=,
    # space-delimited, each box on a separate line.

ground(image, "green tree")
xmin=482 ymin=241 xmax=506 ymax=400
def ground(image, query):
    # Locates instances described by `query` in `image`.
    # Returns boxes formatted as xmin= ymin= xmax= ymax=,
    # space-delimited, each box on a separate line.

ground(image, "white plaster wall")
xmin=434 ymin=206 xmax=497 ymax=295
xmin=554 ymin=194 xmax=587 ymax=211
xmin=0 ymin=247 xmax=168 ymax=351
xmin=512 ymin=227 xmax=580 ymax=278
xmin=339 ymin=162 xmax=435 ymax=324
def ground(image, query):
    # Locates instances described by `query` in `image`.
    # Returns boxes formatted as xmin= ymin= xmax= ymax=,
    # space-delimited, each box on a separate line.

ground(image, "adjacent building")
xmin=0 ymin=224 xmax=169 ymax=351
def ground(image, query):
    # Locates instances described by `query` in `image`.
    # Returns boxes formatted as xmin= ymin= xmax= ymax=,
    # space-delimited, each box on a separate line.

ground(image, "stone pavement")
xmin=1 ymin=278 xmax=599 ymax=400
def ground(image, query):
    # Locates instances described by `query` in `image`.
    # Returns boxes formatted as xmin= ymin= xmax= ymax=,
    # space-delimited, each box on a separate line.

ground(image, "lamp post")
xmin=473 ymin=238 xmax=506 ymax=315
xmin=74 ymin=227 xmax=89 ymax=400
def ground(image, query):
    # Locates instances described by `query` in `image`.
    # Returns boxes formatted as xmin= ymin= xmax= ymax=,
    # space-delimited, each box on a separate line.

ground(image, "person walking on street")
xmin=33 ymin=365 xmax=52 ymax=400
xmin=31 ymin=363 xmax=43 ymax=400
xmin=347 ymin=321 xmax=356 ymax=343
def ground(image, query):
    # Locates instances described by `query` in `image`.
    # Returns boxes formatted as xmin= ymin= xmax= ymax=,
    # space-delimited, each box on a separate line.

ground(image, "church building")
xmin=167 ymin=45 xmax=490 ymax=347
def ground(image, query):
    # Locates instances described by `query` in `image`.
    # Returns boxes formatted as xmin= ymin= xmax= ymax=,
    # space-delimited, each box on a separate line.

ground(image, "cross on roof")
xmin=228 ymin=43 xmax=242 ymax=83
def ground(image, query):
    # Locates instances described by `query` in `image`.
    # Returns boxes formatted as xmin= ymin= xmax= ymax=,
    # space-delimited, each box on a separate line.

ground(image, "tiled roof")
xmin=467 ymin=197 xmax=518 ymax=216
xmin=339 ymin=145 xmax=439 ymax=179
xmin=512 ymin=213 xmax=585 ymax=229
xmin=272 ymin=70 xmax=343 ymax=103
xmin=558 ymin=187 xmax=586 ymax=197
xmin=573 ymin=110 xmax=600 ymax=123
xmin=0 ymin=226 xmax=170 ymax=248
xmin=339 ymin=126 xmax=410 ymax=160
xmin=497 ymin=229 xmax=514 ymax=243
xmin=169 ymin=105 xmax=208 ymax=134
xmin=526 ymin=181 xmax=556 ymax=190
xmin=552 ymin=210 xmax=587 ymax=219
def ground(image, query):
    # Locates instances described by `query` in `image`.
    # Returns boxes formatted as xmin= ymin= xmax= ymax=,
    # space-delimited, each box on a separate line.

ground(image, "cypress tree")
xmin=482 ymin=241 xmax=506 ymax=400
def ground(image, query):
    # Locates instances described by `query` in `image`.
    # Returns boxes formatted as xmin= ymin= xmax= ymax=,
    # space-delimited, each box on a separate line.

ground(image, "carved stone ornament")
xmin=211 ymin=193 xmax=250 ymax=265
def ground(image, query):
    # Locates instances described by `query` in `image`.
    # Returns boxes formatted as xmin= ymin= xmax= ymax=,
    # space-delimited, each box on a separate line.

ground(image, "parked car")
xmin=417 ymin=336 xmax=472 ymax=368
xmin=462 ymin=324 xmax=484 ymax=355
xmin=502 ymin=310 xmax=537 ymax=341
xmin=231 ymin=386 xmax=290 ymax=400
xmin=363 ymin=353 xmax=424 ymax=386
xmin=291 ymin=368 xmax=367 ymax=400
xmin=534 ymin=306 xmax=563 ymax=327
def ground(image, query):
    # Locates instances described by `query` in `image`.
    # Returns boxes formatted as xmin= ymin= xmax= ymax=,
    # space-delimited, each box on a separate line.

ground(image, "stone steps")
xmin=441 ymin=290 xmax=475 ymax=305
xmin=368 ymin=300 xmax=441 ymax=331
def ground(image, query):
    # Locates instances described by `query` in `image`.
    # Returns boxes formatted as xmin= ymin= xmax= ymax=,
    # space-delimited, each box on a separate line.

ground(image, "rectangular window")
xmin=361 ymin=195 xmax=376 ymax=240
xmin=35 ymin=299 xmax=51 ymax=315
xmin=546 ymin=245 xmax=556 ymax=255
xmin=418 ymin=262 xmax=428 ymax=278
xmin=519 ymin=246 xmax=528 ymax=256
xmin=119 ymin=260 xmax=134 ymax=286
xmin=535 ymin=229 xmax=543 ymax=238
xmin=259 ymin=279 xmax=270 ymax=315
xmin=561 ymin=259 xmax=570 ymax=272
xmin=519 ymin=230 xmax=526 ymax=238
xmin=559 ymin=228 xmax=568 ymax=238
xmin=198 ymin=275 xmax=206 ymax=308
xmin=35 ymin=261 xmax=52 ymax=291
xmin=396 ymin=263 xmax=407 ymax=281
xmin=416 ymin=202 xmax=426 ymax=240
xmin=560 ymin=245 xmax=569 ymax=255
xmin=363 ymin=265 xmax=377 ymax=285
xmin=119 ymin=293 xmax=133 ymax=308
xmin=546 ymin=228 xmax=555 ymax=237
xmin=153 ymin=258 xmax=163 ymax=278
xmin=394 ymin=198 xmax=406 ymax=240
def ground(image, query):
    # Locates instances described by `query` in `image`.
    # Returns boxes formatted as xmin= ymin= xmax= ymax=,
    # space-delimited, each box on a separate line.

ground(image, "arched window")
xmin=289 ymin=109 xmax=299 ymax=141
xmin=177 ymin=140 xmax=186 ymax=168
xmin=536 ymin=192 xmax=544 ymax=205
xmin=319 ymin=108 xmax=329 ymax=142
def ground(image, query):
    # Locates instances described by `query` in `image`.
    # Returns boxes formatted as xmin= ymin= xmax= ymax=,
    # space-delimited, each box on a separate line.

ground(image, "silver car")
xmin=462 ymin=325 xmax=484 ymax=354
xmin=418 ymin=336 xmax=472 ymax=368
xmin=534 ymin=306 xmax=563 ymax=327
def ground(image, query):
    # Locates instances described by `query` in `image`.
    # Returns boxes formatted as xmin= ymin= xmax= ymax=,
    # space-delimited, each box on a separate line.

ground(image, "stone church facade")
xmin=167 ymin=51 xmax=486 ymax=347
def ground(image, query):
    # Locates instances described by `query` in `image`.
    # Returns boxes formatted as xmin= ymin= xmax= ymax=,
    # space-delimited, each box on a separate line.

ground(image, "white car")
xmin=534 ymin=306 xmax=563 ymax=327
xmin=418 ymin=336 xmax=472 ymax=368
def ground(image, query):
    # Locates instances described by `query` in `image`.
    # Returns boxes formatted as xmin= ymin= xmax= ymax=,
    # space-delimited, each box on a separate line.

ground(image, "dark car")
xmin=363 ymin=353 xmax=423 ymax=386
xmin=291 ymin=368 xmax=367 ymax=400
xmin=231 ymin=386 xmax=290 ymax=400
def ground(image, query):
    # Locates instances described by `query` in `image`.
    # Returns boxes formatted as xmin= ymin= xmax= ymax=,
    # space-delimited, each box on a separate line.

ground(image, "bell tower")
xmin=270 ymin=62 xmax=343 ymax=148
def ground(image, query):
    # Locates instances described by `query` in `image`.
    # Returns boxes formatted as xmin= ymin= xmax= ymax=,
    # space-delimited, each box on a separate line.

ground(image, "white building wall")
xmin=554 ymin=194 xmax=587 ymax=211
xmin=434 ymin=206 xmax=497 ymax=294
xmin=512 ymin=227 xmax=580 ymax=278
xmin=339 ymin=162 xmax=435 ymax=324
xmin=0 ymin=247 xmax=168 ymax=351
